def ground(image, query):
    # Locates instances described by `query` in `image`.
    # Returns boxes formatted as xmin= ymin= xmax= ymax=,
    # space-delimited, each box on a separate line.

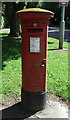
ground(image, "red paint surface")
xmin=16 ymin=9 xmax=54 ymax=92
xmin=22 ymin=22 xmax=48 ymax=92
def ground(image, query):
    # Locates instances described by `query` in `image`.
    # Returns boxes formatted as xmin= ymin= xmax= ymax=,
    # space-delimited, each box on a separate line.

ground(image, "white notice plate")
xmin=30 ymin=37 xmax=40 ymax=53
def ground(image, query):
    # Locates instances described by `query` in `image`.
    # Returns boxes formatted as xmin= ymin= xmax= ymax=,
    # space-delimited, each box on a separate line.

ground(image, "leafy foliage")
xmin=26 ymin=2 xmax=38 ymax=8
xmin=1 ymin=2 xmax=70 ymax=28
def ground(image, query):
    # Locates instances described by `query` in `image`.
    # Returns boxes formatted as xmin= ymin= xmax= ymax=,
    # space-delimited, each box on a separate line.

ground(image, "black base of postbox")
xmin=21 ymin=89 xmax=47 ymax=111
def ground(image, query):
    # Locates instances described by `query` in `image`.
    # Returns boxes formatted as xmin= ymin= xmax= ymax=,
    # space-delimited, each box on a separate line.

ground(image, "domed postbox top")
xmin=16 ymin=8 xmax=54 ymax=21
xmin=16 ymin=8 xmax=54 ymax=14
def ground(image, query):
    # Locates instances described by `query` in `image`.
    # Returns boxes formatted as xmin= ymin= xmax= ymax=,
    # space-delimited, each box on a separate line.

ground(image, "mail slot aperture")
xmin=28 ymin=28 xmax=43 ymax=32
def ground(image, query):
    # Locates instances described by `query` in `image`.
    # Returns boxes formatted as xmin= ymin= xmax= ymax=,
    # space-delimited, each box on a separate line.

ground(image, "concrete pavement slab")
xmin=32 ymin=101 xmax=68 ymax=118
xmin=0 ymin=94 xmax=68 ymax=119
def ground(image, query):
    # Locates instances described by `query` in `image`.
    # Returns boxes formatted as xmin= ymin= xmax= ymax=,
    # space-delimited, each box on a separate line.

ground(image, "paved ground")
xmin=0 ymin=93 xmax=69 ymax=119
xmin=48 ymin=27 xmax=70 ymax=42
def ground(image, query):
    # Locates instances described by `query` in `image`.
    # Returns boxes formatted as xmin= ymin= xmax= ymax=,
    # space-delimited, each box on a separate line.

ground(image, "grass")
xmin=2 ymin=58 xmax=22 ymax=97
xmin=47 ymin=37 xmax=68 ymax=100
xmin=0 ymin=31 xmax=69 ymax=100
xmin=1 ymin=35 xmax=22 ymax=99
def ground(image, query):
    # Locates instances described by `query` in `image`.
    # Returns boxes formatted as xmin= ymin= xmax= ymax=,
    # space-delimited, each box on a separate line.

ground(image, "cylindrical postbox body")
xmin=16 ymin=8 xmax=54 ymax=111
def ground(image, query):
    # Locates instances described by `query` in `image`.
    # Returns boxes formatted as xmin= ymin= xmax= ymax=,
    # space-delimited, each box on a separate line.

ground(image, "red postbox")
xmin=16 ymin=8 xmax=54 ymax=111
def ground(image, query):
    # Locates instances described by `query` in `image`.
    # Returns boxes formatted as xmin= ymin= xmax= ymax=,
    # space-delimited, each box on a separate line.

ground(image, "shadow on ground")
xmin=0 ymin=102 xmax=37 ymax=120
xmin=2 ymin=36 xmax=22 ymax=69
xmin=48 ymin=48 xmax=59 ymax=51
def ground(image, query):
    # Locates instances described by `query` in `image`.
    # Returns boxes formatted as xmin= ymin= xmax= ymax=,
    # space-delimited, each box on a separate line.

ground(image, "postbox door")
xmin=22 ymin=27 xmax=48 ymax=92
